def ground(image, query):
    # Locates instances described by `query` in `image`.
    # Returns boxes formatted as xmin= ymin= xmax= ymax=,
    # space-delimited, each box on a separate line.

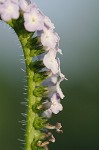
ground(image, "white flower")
xmin=41 ymin=29 xmax=59 ymax=50
xmin=47 ymin=78 xmax=65 ymax=99
xmin=43 ymin=50 xmax=59 ymax=74
xmin=24 ymin=7 xmax=44 ymax=32
xmin=51 ymin=75 xmax=58 ymax=84
xmin=50 ymin=93 xmax=63 ymax=114
xmin=42 ymin=108 xmax=52 ymax=118
xmin=57 ymin=48 xmax=63 ymax=55
xmin=19 ymin=0 xmax=28 ymax=12
xmin=44 ymin=16 xmax=55 ymax=29
xmin=57 ymin=58 xmax=68 ymax=80
xmin=56 ymin=78 xmax=65 ymax=99
xmin=25 ymin=2 xmax=38 ymax=13
xmin=0 ymin=0 xmax=19 ymax=21
xmin=42 ymin=93 xmax=63 ymax=118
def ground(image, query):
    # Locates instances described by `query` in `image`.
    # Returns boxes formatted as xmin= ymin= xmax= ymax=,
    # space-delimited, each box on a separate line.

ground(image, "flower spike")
xmin=0 ymin=0 xmax=67 ymax=150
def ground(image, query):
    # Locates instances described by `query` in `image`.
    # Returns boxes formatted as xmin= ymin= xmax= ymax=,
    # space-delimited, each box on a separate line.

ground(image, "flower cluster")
xmin=0 ymin=0 xmax=66 ymax=117
xmin=0 ymin=0 xmax=67 ymax=149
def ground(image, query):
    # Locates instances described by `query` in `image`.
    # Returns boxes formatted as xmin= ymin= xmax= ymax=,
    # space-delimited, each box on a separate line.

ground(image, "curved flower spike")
xmin=0 ymin=0 xmax=67 ymax=149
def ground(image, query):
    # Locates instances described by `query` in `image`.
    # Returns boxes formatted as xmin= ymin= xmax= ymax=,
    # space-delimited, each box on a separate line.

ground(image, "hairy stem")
xmin=19 ymin=36 xmax=41 ymax=150
xmin=7 ymin=17 xmax=47 ymax=150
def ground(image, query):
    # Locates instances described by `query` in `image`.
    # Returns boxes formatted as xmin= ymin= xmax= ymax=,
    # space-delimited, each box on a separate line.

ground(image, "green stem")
xmin=19 ymin=36 xmax=41 ymax=150
xmin=7 ymin=18 xmax=46 ymax=150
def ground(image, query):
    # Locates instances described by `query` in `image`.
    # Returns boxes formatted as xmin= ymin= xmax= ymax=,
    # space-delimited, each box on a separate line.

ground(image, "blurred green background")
xmin=0 ymin=0 xmax=99 ymax=150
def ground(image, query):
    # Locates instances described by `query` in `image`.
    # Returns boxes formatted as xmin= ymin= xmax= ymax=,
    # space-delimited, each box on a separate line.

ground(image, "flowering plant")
xmin=0 ymin=0 xmax=67 ymax=149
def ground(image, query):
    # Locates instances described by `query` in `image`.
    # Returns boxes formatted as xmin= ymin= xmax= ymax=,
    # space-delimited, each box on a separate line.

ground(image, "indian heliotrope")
xmin=0 ymin=0 xmax=66 ymax=150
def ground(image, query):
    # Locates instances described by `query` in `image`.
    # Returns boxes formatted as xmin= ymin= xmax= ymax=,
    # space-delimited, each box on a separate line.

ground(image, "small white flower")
xmin=24 ymin=7 xmax=44 ymax=32
xmin=56 ymin=78 xmax=65 ymax=99
xmin=57 ymin=48 xmax=63 ymax=55
xmin=25 ymin=2 xmax=38 ymax=13
xmin=42 ymin=108 xmax=52 ymax=118
xmin=19 ymin=0 xmax=28 ymax=12
xmin=42 ymin=93 xmax=63 ymax=118
xmin=41 ymin=29 xmax=59 ymax=50
xmin=0 ymin=0 xmax=19 ymax=21
xmin=57 ymin=58 xmax=68 ymax=80
xmin=47 ymin=78 xmax=65 ymax=99
xmin=51 ymin=75 xmax=58 ymax=84
xmin=50 ymin=93 xmax=63 ymax=114
xmin=43 ymin=50 xmax=59 ymax=74
xmin=44 ymin=16 xmax=55 ymax=29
